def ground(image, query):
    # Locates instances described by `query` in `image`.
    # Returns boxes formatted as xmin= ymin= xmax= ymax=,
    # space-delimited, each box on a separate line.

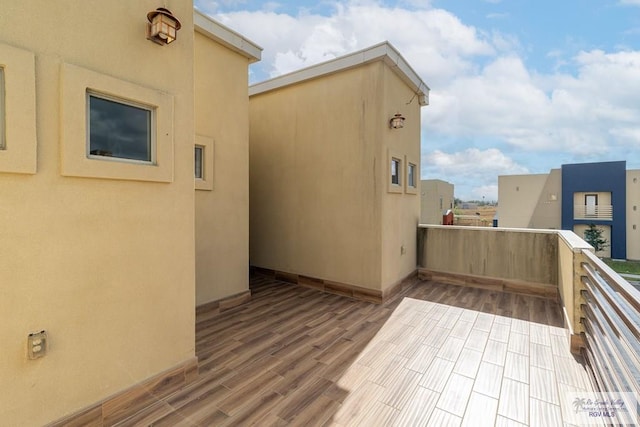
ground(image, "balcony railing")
xmin=579 ymin=250 xmax=640 ymax=410
xmin=574 ymin=204 xmax=613 ymax=220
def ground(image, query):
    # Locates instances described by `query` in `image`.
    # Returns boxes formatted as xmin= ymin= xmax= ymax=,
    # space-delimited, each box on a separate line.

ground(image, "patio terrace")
xmin=114 ymin=275 xmax=596 ymax=426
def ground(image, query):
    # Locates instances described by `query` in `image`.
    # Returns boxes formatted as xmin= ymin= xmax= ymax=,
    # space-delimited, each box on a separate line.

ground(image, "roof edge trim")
xmin=194 ymin=10 xmax=262 ymax=63
xmin=249 ymin=41 xmax=429 ymax=105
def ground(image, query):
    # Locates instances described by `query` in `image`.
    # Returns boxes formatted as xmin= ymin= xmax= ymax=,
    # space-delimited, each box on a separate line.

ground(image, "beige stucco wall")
xmin=420 ymin=179 xmax=454 ymax=225
xmin=627 ymin=170 xmax=640 ymax=260
xmin=529 ymin=168 xmax=562 ymax=229
xmin=0 ymin=2 xmax=195 ymax=425
xmin=249 ymin=63 xmax=385 ymax=289
xmin=418 ymin=226 xmax=558 ymax=286
xmin=194 ymin=32 xmax=250 ymax=305
xmin=380 ymin=68 xmax=422 ymax=290
xmin=556 ymin=230 xmax=593 ymax=335
xmin=498 ymin=172 xmax=561 ymax=229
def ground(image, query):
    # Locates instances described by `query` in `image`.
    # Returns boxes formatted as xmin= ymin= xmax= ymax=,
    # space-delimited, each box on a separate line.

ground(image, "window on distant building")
xmin=194 ymin=145 xmax=204 ymax=179
xmin=87 ymin=92 xmax=153 ymax=162
xmin=0 ymin=68 xmax=5 ymax=150
xmin=408 ymin=162 xmax=417 ymax=188
xmin=391 ymin=158 xmax=401 ymax=185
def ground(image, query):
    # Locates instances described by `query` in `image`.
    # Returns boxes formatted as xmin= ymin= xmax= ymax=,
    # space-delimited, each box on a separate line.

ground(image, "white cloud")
xmin=199 ymin=0 xmax=640 ymax=192
xmin=423 ymin=148 xmax=528 ymax=200
xmin=206 ymin=2 xmax=495 ymax=86
xmin=619 ymin=0 xmax=640 ymax=5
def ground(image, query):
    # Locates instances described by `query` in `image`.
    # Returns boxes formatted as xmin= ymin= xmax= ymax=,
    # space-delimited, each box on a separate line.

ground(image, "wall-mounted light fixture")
xmin=389 ymin=113 xmax=405 ymax=129
xmin=147 ymin=8 xmax=181 ymax=45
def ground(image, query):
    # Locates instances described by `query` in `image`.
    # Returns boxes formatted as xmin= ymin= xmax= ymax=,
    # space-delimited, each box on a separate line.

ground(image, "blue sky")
xmin=195 ymin=0 xmax=640 ymax=200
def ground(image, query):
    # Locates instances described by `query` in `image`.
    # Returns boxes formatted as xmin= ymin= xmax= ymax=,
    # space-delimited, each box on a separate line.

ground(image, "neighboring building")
xmin=249 ymin=42 xmax=429 ymax=301
xmin=420 ymin=179 xmax=454 ymax=224
xmin=499 ymin=161 xmax=640 ymax=260
xmin=0 ymin=3 xmax=260 ymax=425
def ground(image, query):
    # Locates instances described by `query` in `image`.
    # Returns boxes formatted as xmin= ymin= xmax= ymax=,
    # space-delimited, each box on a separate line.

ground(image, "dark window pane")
xmin=408 ymin=163 xmax=416 ymax=187
xmin=391 ymin=159 xmax=400 ymax=185
xmin=88 ymin=95 xmax=151 ymax=161
xmin=0 ymin=68 xmax=5 ymax=150
xmin=195 ymin=146 xmax=203 ymax=179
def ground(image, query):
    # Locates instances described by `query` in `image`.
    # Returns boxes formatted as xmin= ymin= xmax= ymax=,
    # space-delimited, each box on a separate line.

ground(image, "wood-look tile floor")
xmin=117 ymin=276 xmax=598 ymax=426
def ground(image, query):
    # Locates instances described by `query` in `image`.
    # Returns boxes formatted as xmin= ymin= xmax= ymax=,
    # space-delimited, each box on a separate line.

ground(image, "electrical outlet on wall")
xmin=28 ymin=330 xmax=47 ymax=360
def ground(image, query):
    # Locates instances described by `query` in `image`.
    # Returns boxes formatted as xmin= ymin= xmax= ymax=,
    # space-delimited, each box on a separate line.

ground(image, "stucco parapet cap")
xmin=249 ymin=41 xmax=429 ymax=105
xmin=419 ymin=224 xmax=558 ymax=234
xmin=194 ymin=9 xmax=262 ymax=63
xmin=557 ymin=230 xmax=594 ymax=253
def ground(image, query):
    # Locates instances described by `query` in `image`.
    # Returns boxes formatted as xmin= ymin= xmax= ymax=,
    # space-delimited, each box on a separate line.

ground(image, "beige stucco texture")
xmin=194 ymin=30 xmax=252 ymax=305
xmin=249 ymin=44 xmax=427 ymax=294
xmin=0 ymin=2 xmax=196 ymax=425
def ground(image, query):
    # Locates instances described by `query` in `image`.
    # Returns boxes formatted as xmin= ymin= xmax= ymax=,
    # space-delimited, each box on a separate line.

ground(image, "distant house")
xmin=248 ymin=42 xmax=429 ymax=302
xmin=498 ymin=161 xmax=640 ymax=260
xmin=420 ymin=179 xmax=454 ymax=224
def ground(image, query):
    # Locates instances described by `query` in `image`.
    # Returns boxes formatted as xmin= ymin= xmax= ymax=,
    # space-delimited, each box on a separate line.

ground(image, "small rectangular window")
xmin=408 ymin=163 xmax=417 ymax=188
xmin=88 ymin=93 xmax=152 ymax=162
xmin=391 ymin=158 xmax=401 ymax=185
xmin=0 ymin=68 xmax=5 ymax=150
xmin=194 ymin=145 xmax=204 ymax=179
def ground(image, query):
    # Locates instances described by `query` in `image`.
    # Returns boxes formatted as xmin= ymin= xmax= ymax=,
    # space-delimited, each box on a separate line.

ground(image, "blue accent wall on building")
xmin=561 ymin=161 xmax=626 ymax=259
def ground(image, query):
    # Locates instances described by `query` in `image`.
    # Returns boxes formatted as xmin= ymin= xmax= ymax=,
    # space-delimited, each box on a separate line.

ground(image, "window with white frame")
xmin=88 ymin=92 xmax=153 ymax=162
xmin=194 ymin=135 xmax=214 ymax=191
xmin=194 ymin=145 xmax=204 ymax=179
xmin=0 ymin=68 xmax=5 ymax=150
xmin=391 ymin=157 xmax=401 ymax=185
xmin=408 ymin=162 xmax=417 ymax=188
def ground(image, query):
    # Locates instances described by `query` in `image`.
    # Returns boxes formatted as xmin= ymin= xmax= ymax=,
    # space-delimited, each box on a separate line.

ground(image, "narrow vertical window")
xmin=391 ymin=158 xmax=401 ymax=185
xmin=88 ymin=92 xmax=153 ymax=162
xmin=408 ymin=163 xmax=417 ymax=188
xmin=194 ymin=145 xmax=204 ymax=179
xmin=0 ymin=68 xmax=5 ymax=150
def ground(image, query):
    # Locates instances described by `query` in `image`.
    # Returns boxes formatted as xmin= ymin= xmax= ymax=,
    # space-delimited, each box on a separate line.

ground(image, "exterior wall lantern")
xmin=390 ymin=113 xmax=405 ymax=129
xmin=147 ymin=8 xmax=181 ymax=45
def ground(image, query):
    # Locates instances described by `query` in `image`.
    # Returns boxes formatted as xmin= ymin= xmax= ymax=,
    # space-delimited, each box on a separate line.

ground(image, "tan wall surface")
xmin=498 ymin=174 xmax=552 ymax=228
xmin=249 ymin=63 xmax=385 ymax=289
xmin=380 ymin=68 xmax=422 ymax=290
xmin=627 ymin=170 xmax=640 ymax=260
xmin=528 ymin=168 xmax=561 ymax=229
xmin=420 ymin=180 xmax=454 ymax=225
xmin=557 ymin=230 xmax=593 ymax=332
xmin=0 ymin=2 xmax=195 ymax=425
xmin=418 ymin=226 xmax=558 ymax=286
xmin=194 ymin=32 xmax=250 ymax=305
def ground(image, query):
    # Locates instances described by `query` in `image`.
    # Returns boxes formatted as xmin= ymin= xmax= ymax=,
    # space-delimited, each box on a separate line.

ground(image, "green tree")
xmin=584 ymin=224 xmax=609 ymax=253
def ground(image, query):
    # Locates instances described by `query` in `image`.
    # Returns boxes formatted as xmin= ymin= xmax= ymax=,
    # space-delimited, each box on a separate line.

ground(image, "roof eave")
xmin=194 ymin=10 xmax=262 ymax=63
xmin=249 ymin=41 xmax=429 ymax=105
